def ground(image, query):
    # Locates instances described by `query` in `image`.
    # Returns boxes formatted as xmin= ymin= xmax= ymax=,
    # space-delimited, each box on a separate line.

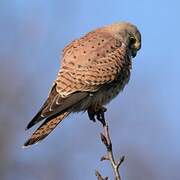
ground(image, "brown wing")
xmin=56 ymin=29 xmax=128 ymax=96
xmin=26 ymin=83 xmax=88 ymax=130
xmin=26 ymin=84 xmax=57 ymax=129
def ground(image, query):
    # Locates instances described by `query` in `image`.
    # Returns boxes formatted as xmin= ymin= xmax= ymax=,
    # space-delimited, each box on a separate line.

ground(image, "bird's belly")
xmin=91 ymin=81 xmax=126 ymax=107
xmin=74 ymin=72 xmax=130 ymax=112
xmin=91 ymin=69 xmax=131 ymax=107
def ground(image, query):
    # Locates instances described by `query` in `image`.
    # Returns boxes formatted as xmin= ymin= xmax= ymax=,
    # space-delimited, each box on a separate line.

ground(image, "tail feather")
xmin=23 ymin=111 xmax=70 ymax=148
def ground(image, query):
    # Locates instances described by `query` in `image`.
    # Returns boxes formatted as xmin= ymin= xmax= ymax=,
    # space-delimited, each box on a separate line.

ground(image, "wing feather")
xmin=26 ymin=84 xmax=58 ymax=129
xmin=56 ymin=45 xmax=128 ymax=96
xmin=26 ymin=84 xmax=88 ymax=130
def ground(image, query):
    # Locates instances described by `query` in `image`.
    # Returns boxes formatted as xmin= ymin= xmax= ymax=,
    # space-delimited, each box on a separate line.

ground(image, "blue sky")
xmin=0 ymin=0 xmax=180 ymax=180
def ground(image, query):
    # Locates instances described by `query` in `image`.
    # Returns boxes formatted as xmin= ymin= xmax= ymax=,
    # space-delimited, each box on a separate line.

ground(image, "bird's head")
xmin=107 ymin=22 xmax=141 ymax=58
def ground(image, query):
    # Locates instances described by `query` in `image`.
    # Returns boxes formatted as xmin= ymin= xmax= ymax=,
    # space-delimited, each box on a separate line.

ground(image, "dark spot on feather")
xmin=35 ymin=132 xmax=40 ymax=136
xmin=86 ymin=79 xmax=91 ymax=83
xmin=108 ymin=95 xmax=112 ymax=99
xmin=69 ymin=61 xmax=75 ymax=66
xmin=62 ymin=65 xmax=71 ymax=70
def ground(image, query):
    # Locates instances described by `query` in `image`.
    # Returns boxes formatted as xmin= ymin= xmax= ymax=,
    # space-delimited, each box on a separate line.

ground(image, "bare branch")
xmin=95 ymin=170 xmax=109 ymax=180
xmin=95 ymin=109 xmax=124 ymax=180
xmin=100 ymin=155 xmax=109 ymax=161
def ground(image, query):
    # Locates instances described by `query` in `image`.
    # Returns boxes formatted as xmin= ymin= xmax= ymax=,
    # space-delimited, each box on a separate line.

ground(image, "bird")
xmin=23 ymin=22 xmax=141 ymax=147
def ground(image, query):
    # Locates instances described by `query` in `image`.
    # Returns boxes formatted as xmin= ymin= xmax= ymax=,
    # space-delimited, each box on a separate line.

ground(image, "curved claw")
xmin=87 ymin=106 xmax=107 ymax=125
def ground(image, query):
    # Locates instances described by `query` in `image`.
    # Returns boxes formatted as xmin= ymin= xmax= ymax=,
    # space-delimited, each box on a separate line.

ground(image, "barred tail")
xmin=23 ymin=111 xmax=70 ymax=148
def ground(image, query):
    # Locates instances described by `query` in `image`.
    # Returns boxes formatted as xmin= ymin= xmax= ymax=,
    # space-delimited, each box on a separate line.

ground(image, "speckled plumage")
xmin=24 ymin=22 xmax=141 ymax=147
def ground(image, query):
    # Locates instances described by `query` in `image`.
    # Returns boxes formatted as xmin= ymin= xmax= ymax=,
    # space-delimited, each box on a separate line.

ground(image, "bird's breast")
xmin=73 ymin=66 xmax=131 ymax=112
xmin=92 ymin=68 xmax=131 ymax=106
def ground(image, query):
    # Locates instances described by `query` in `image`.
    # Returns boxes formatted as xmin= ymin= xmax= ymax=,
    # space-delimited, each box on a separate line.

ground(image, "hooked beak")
xmin=132 ymin=50 xmax=137 ymax=58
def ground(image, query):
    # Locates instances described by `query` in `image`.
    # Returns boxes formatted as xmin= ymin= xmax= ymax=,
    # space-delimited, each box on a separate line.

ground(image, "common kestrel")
xmin=24 ymin=22 xmax=141 ymax=147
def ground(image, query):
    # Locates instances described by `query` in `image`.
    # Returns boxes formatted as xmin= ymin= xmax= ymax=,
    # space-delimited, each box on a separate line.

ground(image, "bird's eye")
xmin=129 ymin=37 xmax=136 ymax=45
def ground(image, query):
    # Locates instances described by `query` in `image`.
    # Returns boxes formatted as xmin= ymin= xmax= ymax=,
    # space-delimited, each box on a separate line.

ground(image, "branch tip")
xmin=100 ymin=155 xmax=109 ymax=161
xmin=95 ymin=170 xmax=109 ymax=180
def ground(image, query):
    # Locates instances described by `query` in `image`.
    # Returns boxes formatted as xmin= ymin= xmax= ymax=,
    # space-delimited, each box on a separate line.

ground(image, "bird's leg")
xmin=88 ymin=106 xmax=107 ymax=125
xmin=96 ymin=107 xmax=107 ymax=126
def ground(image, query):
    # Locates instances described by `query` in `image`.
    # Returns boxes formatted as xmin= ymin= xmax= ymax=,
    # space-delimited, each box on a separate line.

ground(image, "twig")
xmin=95 ymin=113 xmax=124 ymax=180
xmin=95 ymin=170 xmax=108 ymax=180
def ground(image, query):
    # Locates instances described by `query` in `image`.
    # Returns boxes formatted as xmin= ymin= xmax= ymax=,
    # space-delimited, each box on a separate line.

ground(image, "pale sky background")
xmin=0 ymin=0 xmax=180 ymax=180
